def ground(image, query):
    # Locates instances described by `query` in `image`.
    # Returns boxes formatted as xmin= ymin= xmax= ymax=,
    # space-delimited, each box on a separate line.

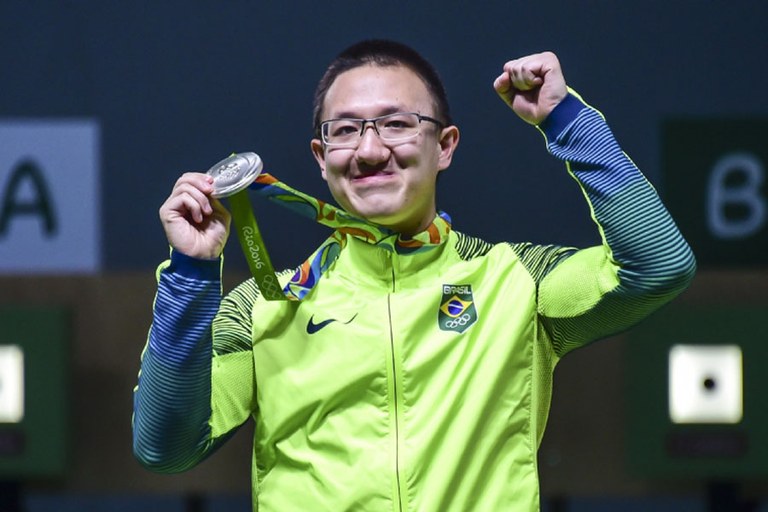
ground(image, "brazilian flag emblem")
xmin=438 ymin=284 xmax=478 ymax=333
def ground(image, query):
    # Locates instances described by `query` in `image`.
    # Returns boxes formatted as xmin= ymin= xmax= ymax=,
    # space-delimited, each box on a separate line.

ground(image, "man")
xmin=133 ymin=40 xmax=696 ymax=511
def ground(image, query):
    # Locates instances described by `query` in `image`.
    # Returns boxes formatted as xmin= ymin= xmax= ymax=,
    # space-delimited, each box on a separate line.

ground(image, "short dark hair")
xmin=312 ymin=39 xmax=452 ymax=137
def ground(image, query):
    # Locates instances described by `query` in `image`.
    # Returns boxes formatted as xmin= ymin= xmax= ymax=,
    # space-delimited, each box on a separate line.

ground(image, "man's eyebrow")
xmin=330 ymin=105 xmax=406 ymax=120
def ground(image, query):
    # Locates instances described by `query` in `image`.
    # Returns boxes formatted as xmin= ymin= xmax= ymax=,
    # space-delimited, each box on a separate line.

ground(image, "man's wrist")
xmin=537 ymin=90 xmax=587 ymax=142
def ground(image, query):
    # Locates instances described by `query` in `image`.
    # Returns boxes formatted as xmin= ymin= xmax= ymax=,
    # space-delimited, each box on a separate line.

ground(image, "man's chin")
xmin=353 ymin=211 xmax=399 ymax=226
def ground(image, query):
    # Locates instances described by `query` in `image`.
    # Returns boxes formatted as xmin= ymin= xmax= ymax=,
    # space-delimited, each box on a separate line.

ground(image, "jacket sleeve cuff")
xmin=537 ymin=91 xmax=587 ymax=142
xmin=166 ymin=249 xmax=222 ymax=281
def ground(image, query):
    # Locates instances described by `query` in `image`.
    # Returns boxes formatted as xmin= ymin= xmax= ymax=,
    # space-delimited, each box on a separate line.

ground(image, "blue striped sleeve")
xmin=534 ymin=92 xmax=696 ymax=356
xmin=132 ymin=251 xmax=224 ymax=472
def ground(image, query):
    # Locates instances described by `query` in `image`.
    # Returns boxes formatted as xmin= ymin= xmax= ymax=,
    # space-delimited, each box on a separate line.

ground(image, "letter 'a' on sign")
xmin=668 ymin=344 xmax=743 ymax=424
xmin=0 ymin=159 xmax=58 ymax=236
xmin=0 ymin=345 xmax=24 ymax=423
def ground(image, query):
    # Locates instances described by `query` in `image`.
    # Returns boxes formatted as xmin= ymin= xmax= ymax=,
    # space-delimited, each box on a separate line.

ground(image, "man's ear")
xmin=437 ymin=125 xmax=460 ymax=172
xmin=310 ymin=138 xmax=328 ymax=181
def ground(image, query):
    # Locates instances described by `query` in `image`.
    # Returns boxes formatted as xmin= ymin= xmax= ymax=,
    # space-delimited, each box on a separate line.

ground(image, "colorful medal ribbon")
xmin=245 ymin=173 xmax=451 ymax=301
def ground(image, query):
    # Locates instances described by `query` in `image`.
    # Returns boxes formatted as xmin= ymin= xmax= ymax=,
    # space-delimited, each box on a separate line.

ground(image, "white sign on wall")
xmin=0 ymin=120 xmax=100 ymax=273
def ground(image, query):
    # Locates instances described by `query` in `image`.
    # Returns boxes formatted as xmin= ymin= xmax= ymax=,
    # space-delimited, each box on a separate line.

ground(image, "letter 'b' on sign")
xmin=707 ymin=152 xmax=765 ymax=239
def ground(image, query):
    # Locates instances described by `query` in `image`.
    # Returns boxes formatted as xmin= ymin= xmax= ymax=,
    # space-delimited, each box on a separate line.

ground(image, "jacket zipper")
xmin=387 ymin=262 xmax=406 ymax=512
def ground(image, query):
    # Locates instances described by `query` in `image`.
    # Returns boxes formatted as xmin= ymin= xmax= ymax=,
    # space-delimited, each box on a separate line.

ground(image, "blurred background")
xmin=0 ymin=1 xmax=766 ymax=511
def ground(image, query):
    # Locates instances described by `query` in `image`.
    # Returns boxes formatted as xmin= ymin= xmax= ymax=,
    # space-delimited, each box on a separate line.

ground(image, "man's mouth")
xmin=352 ymin=169 xmax=394 ymax=181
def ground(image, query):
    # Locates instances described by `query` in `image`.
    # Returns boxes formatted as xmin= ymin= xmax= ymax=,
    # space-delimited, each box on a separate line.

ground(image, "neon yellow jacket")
xmin=133 ymin=95 xmax=696 ymax=511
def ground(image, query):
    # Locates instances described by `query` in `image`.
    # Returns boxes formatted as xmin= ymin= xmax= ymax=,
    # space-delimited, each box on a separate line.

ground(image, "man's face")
xmin=311 ymin=64 xmax=458 ymax=235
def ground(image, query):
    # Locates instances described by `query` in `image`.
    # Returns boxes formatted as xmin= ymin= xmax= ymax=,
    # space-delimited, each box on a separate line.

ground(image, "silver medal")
xmin=206 ymin=152 xmax=263 ymax=198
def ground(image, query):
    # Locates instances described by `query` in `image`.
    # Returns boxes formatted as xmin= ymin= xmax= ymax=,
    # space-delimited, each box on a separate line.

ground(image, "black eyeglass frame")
xmin=319 ymin=112 xmax=444 ymax=146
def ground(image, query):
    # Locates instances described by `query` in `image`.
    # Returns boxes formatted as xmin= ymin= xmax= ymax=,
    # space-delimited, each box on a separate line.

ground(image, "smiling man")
xmin=133 ymin=40 xmax=696 ymax=511
xmin=311 ymin=63 xmax=459 ymax=235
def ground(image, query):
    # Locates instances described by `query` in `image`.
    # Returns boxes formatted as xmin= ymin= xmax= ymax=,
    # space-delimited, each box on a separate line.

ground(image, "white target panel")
xmin=0 ymin=344 xmax=24 ymax=423
xmin=668 ymin=344 xmax=743 ymax=424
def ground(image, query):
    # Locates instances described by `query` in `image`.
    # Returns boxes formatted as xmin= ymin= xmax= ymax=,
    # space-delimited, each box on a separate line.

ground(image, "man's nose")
xmin=355 ymin=124 xmax=389 ymax=162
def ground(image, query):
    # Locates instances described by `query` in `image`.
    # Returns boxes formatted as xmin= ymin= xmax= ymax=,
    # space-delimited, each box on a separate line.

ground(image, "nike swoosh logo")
xmin=306 ymin=314 xmax=357 ymax=334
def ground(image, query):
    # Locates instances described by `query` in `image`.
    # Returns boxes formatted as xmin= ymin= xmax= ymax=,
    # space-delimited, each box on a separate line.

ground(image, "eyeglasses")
xmin=320 ymin=112 xmax=443 ymax=147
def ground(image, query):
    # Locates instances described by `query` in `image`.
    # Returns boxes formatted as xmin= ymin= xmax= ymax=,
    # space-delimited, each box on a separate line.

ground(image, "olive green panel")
xmin=0 ymin=307 xmax=70 ymax=478
xmin=626 ymin=303 xmax=768 ymax=478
